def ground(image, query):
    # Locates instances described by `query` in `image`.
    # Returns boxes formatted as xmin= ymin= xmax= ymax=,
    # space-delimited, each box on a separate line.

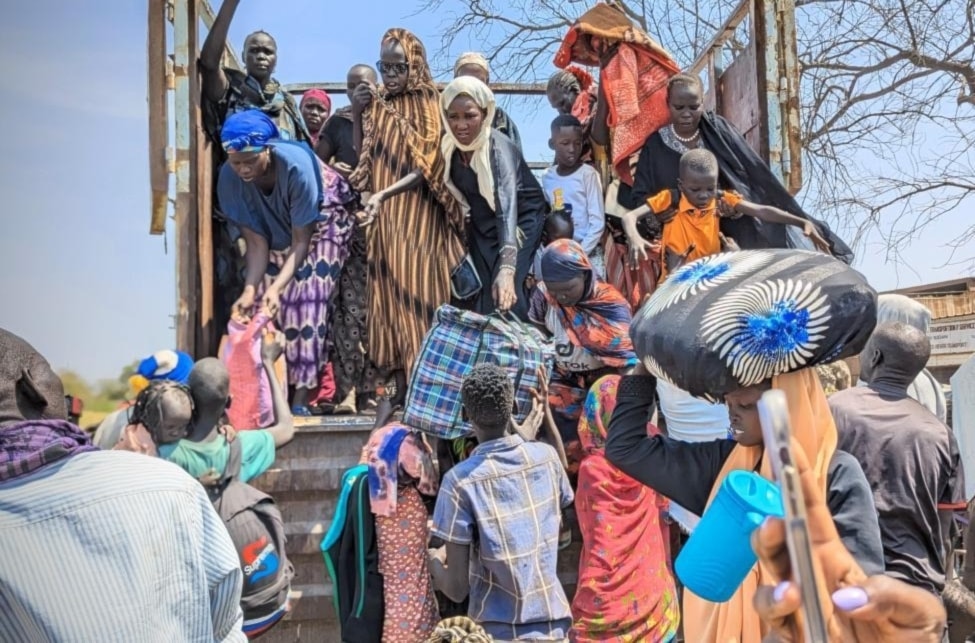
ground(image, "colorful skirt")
xmin=262 ymin=216 xmax=353 ymax=389
xmin=376 ymin=486 xmax=440 ymax=642
xmin=604 ymin=238 xmax=661 ymax=313
xmin=329 ymin=226 xmax=379 ymax=403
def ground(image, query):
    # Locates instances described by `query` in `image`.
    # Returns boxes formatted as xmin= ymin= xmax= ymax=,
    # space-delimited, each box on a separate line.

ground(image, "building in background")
xmin=886 ymin=277 xmax=975 ymax=385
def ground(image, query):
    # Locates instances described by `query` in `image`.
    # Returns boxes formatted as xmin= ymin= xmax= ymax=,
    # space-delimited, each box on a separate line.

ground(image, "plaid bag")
xmin=404 ymin=305 xmax=555 ymax=440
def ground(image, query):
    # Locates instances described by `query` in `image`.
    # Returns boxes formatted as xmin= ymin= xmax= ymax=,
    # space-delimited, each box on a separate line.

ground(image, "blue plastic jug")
xmin=674 ymin=470 xmax=784 ymax=602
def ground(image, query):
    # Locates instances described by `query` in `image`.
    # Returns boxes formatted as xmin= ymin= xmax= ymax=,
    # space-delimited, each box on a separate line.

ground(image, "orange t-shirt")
xmin=645 ymin=189 xmax=742 ymax=279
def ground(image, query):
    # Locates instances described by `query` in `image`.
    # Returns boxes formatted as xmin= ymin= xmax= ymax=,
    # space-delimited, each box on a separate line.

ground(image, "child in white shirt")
xmin=542 ymin=115 xmax=605 ymax=277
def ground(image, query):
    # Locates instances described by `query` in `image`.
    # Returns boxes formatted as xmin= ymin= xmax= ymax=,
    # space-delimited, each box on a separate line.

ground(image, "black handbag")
xmin=450 ymin=254 xmax=483 ymax=301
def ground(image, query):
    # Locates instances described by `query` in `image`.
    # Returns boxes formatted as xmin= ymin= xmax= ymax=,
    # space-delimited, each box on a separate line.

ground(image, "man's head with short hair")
xmin=678 ymin=148 xmax=720 ymax=209
xmin=346 ymin=63 xmax=378 ymax=102
xmin=461 ymin=364 xmax=514 ymax=441
xmin=187 ymin=358 xmax=231 ymax=437
xmin=0 ymin=328 xmax=66 ymax=427
xmin=859 ymin=321 xmax=931 ymax=390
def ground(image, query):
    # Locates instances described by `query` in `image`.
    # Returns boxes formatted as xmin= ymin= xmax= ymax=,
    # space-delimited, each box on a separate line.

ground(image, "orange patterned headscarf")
xmin=381 ymin=28 xmax=436 ymax=94
xmin=682 ymin=368 xmax=837 ymax=643
xmin=554 ymin=3 xmax=680 ymax=184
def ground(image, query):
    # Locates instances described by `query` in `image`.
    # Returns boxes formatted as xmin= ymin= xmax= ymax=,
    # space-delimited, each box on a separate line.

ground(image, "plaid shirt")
xmin=432 ymin=435 xmax=573 ymax=640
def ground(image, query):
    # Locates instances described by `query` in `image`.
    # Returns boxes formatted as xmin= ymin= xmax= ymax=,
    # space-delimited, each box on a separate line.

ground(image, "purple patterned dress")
xmin=258 ymin=160 xmax=354 ymax=389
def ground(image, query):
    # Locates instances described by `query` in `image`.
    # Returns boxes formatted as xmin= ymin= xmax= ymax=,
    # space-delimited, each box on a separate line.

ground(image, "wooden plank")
xmin=173 ymin=0 xmax=200 ymax=356
xmin=284 ymin=81 xmax=548 ymax=96
xmin=148 ymin=0 xmax=169 ymax=235
xmin=196 ymin=101 xmax=215 ymax=357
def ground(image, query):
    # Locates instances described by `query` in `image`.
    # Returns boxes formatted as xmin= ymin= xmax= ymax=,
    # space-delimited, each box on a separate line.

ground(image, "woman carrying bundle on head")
xmin=608 ymin=249 xmax=885 ymax=642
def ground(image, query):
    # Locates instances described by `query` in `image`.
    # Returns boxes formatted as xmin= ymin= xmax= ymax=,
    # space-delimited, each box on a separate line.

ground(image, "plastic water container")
xmin=675 ymin=470 xmax=783 ymax=602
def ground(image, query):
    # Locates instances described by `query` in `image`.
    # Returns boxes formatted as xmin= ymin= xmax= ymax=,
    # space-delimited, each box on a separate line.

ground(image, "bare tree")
xmin=418 ymin=0 xmax=975 ymax=265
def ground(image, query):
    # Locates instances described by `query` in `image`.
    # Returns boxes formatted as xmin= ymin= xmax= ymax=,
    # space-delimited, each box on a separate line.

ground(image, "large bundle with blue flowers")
xmin=630 ymin=250 xmax=877 ymax=400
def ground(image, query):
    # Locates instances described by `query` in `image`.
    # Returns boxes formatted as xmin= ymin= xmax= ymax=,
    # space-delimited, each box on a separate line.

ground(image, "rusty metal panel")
xmin=719 ymin=39 xmax=763 ymax=154
xmin=688 ymin=0 xmax=803 ymax=191
xmin=776 ymin=0 xmax=802 ymax=193
xmin=148 ymin=0 xmax=170 ymax=235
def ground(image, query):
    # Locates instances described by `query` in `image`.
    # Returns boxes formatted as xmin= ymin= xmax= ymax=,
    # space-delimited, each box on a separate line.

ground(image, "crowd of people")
xmin=1 ymin=1 xmax=970 ymax=642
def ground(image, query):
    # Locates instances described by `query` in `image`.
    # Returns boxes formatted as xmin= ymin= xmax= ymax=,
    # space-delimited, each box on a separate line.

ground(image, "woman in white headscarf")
xmin=453 ymin=52 xmax=523 ymax=151
xmin=440 ymin=76 xmax=547 ymax=320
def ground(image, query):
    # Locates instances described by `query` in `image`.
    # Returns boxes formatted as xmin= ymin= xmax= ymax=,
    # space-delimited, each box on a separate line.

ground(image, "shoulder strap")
xmin=664 ymin=188 xmax=682 ymax=215
xmin=224 ymin=437 xmax=244 ymax=483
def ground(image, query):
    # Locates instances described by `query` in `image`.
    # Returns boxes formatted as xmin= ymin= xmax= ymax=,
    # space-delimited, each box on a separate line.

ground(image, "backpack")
xmin=207 ymin=439 xmax=294 ymax=639
xmin=321 ymin=465 xmax=384 ymax=643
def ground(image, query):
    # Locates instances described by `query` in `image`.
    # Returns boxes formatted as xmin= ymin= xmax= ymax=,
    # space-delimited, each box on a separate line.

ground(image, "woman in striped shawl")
xmin=349 ymin=29 xmax=465 ymax=426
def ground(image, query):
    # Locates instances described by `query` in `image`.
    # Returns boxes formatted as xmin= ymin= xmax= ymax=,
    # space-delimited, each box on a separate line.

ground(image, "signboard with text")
xmin=929 ymin=317 xmax=975 ymax=356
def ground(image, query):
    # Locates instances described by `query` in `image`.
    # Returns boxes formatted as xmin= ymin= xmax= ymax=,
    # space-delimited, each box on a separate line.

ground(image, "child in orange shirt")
xmin=621 ymin=148 xmax=830 ymax=279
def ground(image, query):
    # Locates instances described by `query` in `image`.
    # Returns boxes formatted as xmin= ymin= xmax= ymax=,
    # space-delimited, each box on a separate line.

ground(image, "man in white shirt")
xmin=0 ymin=328 xmax=246 ymax=641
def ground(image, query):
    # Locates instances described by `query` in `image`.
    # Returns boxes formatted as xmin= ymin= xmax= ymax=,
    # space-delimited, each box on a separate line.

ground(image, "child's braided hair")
xmin=129 ymin=380 xmax=194 ymax=445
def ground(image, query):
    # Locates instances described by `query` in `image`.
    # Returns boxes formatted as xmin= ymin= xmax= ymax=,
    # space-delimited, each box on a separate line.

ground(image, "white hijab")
xmin=440 ymin=76 xmax=498 ymax=213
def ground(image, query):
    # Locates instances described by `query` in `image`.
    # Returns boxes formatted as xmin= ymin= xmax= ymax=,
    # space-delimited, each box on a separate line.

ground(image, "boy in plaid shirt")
xmin=429 ymin=364 xmax=574 ymax=641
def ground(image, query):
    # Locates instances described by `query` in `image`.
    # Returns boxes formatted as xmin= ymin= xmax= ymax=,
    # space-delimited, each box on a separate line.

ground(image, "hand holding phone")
xmin=758 ymin=390 xmax=829 ymax=643
xmin=754 ymin=390 xmax=947 ymax=642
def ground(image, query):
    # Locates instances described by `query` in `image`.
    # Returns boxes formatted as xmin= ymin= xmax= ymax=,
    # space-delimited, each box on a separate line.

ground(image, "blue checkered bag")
xmin=403 ymin=305 xmax=555 ymax=440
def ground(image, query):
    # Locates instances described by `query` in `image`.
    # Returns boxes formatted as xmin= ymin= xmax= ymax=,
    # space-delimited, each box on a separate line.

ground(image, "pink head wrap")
xmin=300 ymin=88 xmax=332 ymax=112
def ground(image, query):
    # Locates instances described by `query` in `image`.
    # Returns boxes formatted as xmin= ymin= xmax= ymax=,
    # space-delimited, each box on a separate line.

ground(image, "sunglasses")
xmin=376 ymin=61 xmax=409 ymax=76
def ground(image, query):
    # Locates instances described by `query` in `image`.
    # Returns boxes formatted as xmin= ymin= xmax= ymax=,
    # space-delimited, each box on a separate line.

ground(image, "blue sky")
xmin=0 ymin=0 xmax=967 ymax=381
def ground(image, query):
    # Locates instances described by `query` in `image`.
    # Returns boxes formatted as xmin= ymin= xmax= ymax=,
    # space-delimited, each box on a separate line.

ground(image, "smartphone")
xmin=758 ymin=389 xmax=828 ymax=643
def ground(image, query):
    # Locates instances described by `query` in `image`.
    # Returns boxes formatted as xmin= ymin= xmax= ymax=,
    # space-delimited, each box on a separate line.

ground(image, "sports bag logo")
xmin=242 ymin=536 xmax=279 ymax=585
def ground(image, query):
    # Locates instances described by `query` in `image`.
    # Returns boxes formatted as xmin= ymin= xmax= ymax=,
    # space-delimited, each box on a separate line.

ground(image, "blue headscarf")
xmin=221 ymin=110 xmax=280 ymax=152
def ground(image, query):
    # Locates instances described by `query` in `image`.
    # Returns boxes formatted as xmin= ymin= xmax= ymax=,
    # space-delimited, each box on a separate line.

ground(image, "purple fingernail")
xmin=832 ymin=587 xmax=869 ymax=612
xmin=773 ymin=581 xmax=790 ymax=603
